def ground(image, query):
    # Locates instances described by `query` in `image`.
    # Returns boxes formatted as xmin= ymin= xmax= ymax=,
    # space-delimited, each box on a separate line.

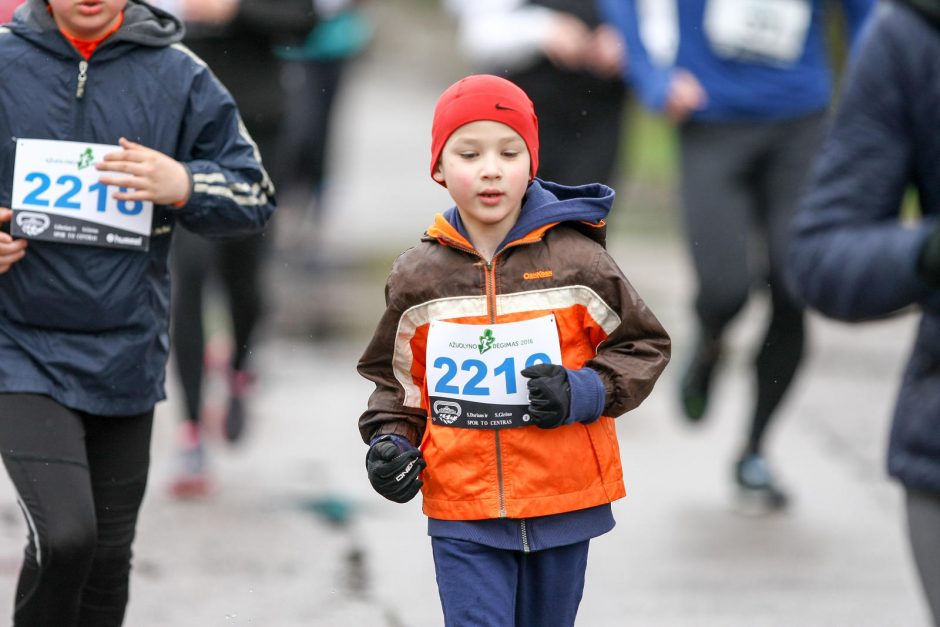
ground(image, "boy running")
xmin=358 ymin=74 xmax=670 ymax=626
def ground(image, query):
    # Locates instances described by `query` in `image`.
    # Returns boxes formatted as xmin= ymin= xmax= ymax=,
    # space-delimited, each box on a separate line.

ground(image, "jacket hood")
xmin=899 ymin=0 xmax=940 ymax=29
xmin=11 ymin=0 xmax=183 ymax=55
xmin=438 ymin=178 xmax=615 ymax=252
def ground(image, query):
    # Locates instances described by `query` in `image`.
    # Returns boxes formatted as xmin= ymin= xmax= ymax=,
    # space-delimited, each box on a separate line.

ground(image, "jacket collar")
xmin=11 ymin=0 xmax=183 ymax=59
xmin=429 ymin=178 xmax=614 ymax=256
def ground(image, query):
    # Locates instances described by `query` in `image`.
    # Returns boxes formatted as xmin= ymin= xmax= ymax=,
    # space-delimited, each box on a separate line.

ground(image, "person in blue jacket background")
xmin=0 ymin=0 xmax=275 ymax=624
xmin=789 ymin=1 xmax=940 ymax=621
xmin=601 ymin=0 xmax=875 ymax=509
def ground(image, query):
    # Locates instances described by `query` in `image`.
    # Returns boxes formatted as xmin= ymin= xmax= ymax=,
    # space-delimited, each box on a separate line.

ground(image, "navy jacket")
xmin=0 ymin=0 xmax=276 ymax=415
xmin=788 ymin=0 xmax=940 ymax=493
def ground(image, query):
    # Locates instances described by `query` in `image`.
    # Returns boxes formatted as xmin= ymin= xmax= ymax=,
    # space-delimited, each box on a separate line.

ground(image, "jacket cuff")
xmin=370 ymin=423 xmax=421 ymax=447
xmin=170 ymin=162 xmax=194 ymax=210
xmin=369 ymin=433 xmax=417 ymax=452
xmin=565 ymin=367 xmax=606 ymax=425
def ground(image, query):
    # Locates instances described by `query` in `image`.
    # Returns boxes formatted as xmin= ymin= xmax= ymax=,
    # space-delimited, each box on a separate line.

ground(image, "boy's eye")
xmin=459 ymin=151 xmax=478 ymax=159
xmin=502 ymin=150 xmax=519 ymax=158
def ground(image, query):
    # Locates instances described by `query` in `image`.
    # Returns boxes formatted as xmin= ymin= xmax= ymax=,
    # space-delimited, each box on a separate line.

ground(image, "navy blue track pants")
xmin=431 ymin=537 xmax=589 ymax=627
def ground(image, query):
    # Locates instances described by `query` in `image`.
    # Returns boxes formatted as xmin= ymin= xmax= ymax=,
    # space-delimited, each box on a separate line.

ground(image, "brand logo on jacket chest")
xmin=523 ymin=269 xmax=553 ymax=280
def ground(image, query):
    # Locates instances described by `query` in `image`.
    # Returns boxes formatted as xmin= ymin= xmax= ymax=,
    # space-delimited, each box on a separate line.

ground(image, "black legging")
xmin=679 ymin=113 xmax=824 ymax=454
xmin=276 ymin=58 xmax=346 ymax=221
xmin=170 ymin=227 xmax=264 ymax=424
xmin=169 ymin=116 xmax=274 ymax=426
xmin=907 ymin=488 xmax=940 ymax=626
xmin=0 ymin=394 xmax=153 ymax=627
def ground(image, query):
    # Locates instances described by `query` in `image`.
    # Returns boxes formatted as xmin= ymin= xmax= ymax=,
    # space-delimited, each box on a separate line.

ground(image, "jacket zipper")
xmin=520 ymin=519 xmax=530 ymax=553
xmin=495 ymin=428 xmax=506 ymax=517
xmin=76 ymin=60 xmax=88 ymax=99
xmin=484 ymin=258 xmax=510 ymax=518
xmin=484 ymin=258 xmax=497 ymax=323
xmin=440 ymin=237 xmax=528 ymax=519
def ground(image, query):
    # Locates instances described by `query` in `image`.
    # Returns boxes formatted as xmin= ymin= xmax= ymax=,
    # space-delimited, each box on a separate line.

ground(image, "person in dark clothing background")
xmin=604 ymin=0 xmax=875 ymax=510
xmin=789 ymin=1 xmax=940 ymax=621
xmin=155 ymin=0 xmax=317 ymax=497
xmin=444 ymin=0 xmax=628 ymax=187
xmin=274 ymin=0 xmax=372 ymax=245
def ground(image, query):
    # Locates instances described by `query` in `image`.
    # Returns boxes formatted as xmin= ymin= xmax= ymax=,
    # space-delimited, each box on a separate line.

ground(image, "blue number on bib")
xmin=54 ymin=175 xmax=82 ymax=209
xmin=461 ymin=359 xmax=490 ymax=396
xmin=22 ymin=172 xmax=51 ymax=207
xmin=433 ymin=353 xmax=555 ymax=396
xmin=22 ymin=173 xmax=87 ymax=210
xmin=525 ymin=353 xmax=551 ymax=369
xmin=117 ymin=192 xmax=144 ymax=216
xmin=90 ymin=181 xmax=108 ymax=212
xmin=493 ymin=357 xmax=517 ymax=394
xmin=433 ymin=357 xmax=460 ymax=394
xmin=23 ymin=174 xmax=144 ymax=215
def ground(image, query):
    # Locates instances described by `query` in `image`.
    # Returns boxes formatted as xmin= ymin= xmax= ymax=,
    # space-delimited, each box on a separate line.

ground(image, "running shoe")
xmin=169 ymin=423 xmax=211 ymax=498
xmin=679 ymin=336 xmax=721 ymax=422
xmin=734 ymin=453 xmax=788 ymax=512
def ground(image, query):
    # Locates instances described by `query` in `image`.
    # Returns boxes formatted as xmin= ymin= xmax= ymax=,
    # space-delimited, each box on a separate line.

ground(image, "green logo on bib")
xmin=478 ymin=329 xmax=495 ymax=354
xmin=77 ymin=148 xmax=94 ymax=170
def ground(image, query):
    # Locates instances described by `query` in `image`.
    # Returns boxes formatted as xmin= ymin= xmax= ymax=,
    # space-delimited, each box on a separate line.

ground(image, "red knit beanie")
xmin=430 ymin=74 xmax=539 ymax=185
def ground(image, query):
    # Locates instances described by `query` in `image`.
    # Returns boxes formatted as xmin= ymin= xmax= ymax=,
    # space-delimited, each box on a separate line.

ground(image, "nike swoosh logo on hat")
xmin=495 ymin=103 xmax=515 ymax=111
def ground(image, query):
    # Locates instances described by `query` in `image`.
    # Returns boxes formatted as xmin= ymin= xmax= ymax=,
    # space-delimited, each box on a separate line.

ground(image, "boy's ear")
xmin=432 ymin=163 xmax=446 ymax=185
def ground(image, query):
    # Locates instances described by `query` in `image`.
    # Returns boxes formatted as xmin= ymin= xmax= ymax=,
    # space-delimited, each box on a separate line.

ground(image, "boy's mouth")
xmin=479 ymin=190 xmax=504 ymax=206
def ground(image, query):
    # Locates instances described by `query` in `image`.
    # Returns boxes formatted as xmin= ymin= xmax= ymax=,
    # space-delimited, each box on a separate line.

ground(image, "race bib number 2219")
xmin=426 ymin=316 xmax=563 ymax=429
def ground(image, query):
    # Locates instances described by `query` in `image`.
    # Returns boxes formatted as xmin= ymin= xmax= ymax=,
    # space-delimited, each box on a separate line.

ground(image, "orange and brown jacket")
xmin=358 ymin=179 xmax=670 ymax=521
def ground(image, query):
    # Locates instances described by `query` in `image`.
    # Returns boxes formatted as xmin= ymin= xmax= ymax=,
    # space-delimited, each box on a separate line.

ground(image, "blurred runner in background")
xmin=603 ymin=0 xmax=876 ymax=510
xmin=153 ymin=0 xmax=317 ymax=497
xmin=444 ymin=0 xmax=628 ymax=187
xmin=274 ymin=0 xmax=373 ymax=251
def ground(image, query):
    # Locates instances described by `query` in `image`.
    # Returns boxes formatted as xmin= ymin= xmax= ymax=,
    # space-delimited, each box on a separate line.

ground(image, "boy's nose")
xmin=480 ymin=155 xmax=502 ymax=179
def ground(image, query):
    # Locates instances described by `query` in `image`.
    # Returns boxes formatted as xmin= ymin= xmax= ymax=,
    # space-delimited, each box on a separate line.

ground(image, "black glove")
xmin=365 ymin=437 xmax=426 ymax=503
xmin=521 ymin=364 xmax=571 ymax=429
xmin=919 ymin=224 xmax=940 ymax=288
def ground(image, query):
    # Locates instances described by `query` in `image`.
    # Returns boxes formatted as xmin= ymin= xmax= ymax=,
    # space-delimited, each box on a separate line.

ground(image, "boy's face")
xmin=47 ymin=0 xmax=127 ymax=40
xmin=433 ymin=120 xmax=531 ymax=238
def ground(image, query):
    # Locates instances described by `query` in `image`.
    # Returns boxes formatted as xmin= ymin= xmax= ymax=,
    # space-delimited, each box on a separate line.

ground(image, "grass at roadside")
xmin=613 ymin=104 xmax=681 ymax=240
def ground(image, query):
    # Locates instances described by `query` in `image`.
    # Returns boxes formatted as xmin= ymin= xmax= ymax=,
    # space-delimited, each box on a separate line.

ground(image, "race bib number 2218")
xmin=11 ymin=138 xmax=153 ymax=251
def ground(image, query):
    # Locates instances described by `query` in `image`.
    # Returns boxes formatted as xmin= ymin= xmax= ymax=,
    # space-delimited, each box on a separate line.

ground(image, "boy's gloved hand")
xmin=918 ymin=224 xmax=940 ymax=288
xmin=365 ymin=435 xmax=426 ymax=503
xmin=522 ymin=364 xmax=571 ymax=429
